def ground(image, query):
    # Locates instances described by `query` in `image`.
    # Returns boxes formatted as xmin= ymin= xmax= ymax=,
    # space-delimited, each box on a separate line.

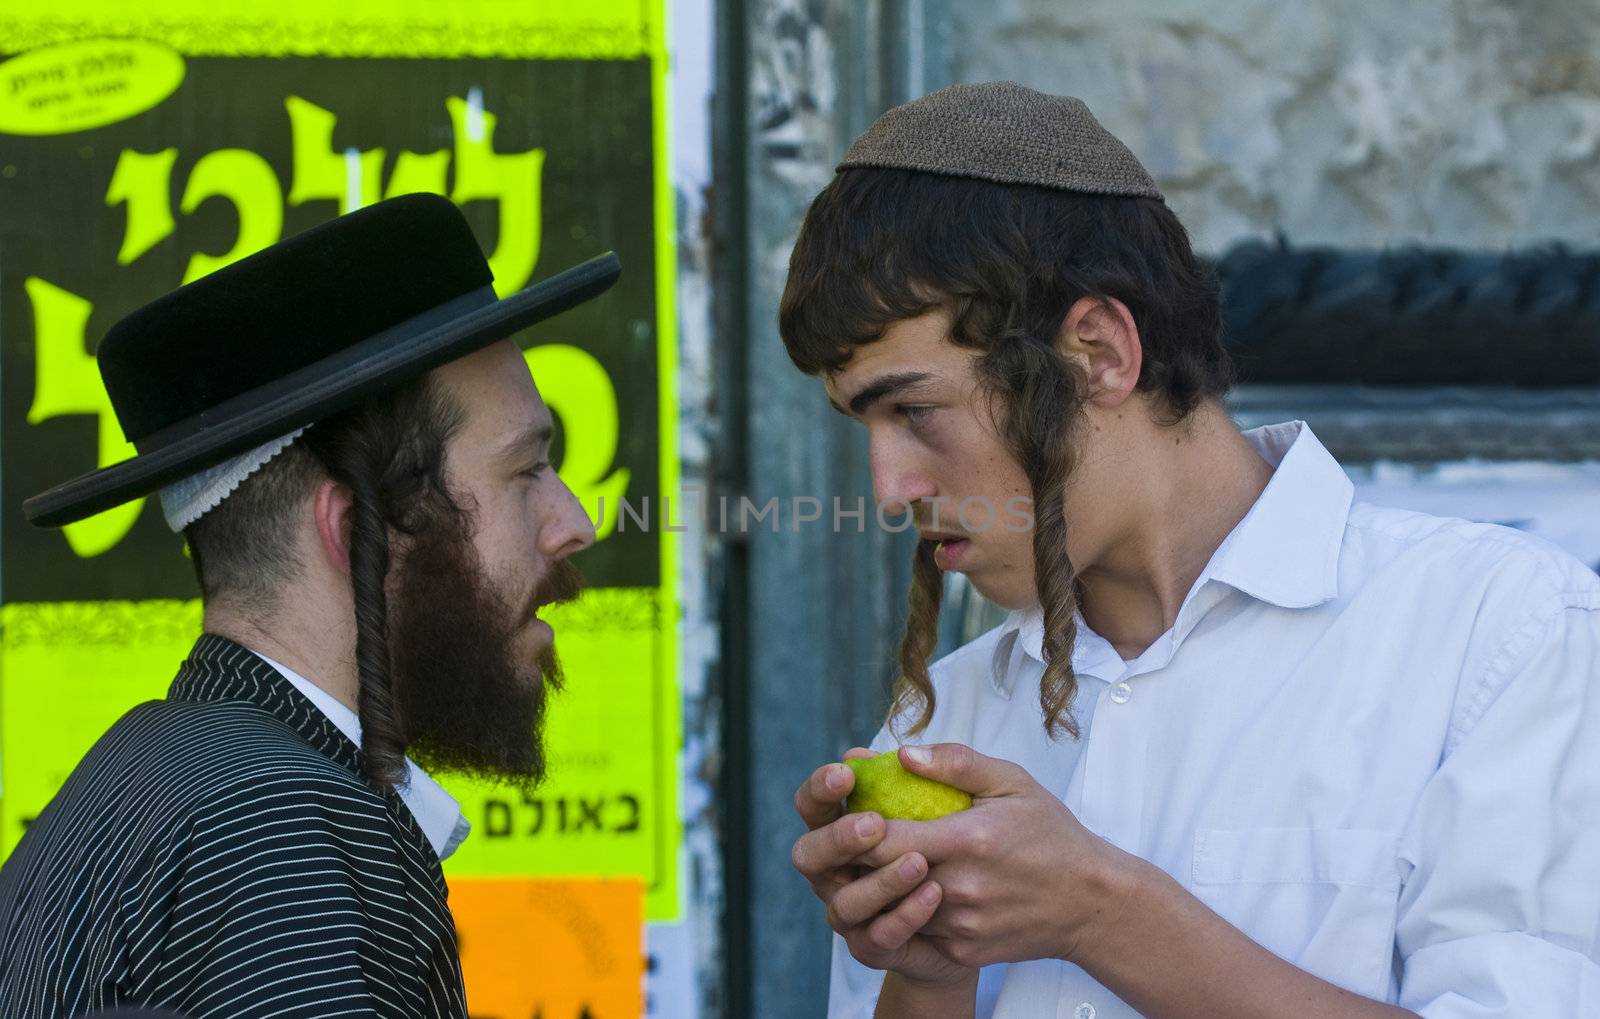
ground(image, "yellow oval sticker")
xmin=0 ymin=39 xmax=185 ymax=136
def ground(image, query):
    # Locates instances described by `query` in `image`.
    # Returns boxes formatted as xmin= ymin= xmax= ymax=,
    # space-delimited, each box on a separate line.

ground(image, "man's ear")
xmin=312 ymin=479 xmax=355 ymax=575
xmin=1057 ymin=296 xmax=1143 ymax=408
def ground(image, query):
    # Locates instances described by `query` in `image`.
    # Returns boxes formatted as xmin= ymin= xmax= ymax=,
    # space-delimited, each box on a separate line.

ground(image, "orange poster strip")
xmin=450 ymin=876 xmax=645 ymax=1019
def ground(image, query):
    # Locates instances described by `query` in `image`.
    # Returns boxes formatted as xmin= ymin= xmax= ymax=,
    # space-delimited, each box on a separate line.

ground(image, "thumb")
xmin=898 ymin=743 xmax=1021 ymax=797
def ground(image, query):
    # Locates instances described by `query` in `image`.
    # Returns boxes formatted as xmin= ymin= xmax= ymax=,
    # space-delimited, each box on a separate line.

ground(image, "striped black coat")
xmin=0 ymin=635 xmax=468 ymax=1018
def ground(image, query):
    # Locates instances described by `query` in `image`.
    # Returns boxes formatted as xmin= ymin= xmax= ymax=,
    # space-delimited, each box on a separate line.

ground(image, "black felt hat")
xmin=24 ymin=193 xmax=621 ymax=528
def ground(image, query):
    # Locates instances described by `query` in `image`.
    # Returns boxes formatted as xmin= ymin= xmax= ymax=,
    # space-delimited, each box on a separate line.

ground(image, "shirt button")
xmin=1109 ymin=681 xmax=1132 ymax=704
xmin=1075 ymin=1004 xmax=1097 ymax=1019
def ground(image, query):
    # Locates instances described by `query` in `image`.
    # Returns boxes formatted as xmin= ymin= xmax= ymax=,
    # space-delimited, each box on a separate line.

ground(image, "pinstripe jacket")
xmin=0 ymin=634 xmax=469 ymax=1018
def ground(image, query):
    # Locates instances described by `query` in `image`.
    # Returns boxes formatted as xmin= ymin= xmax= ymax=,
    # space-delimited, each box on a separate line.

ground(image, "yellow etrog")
xmin=844 ymin=750 xmax=972 ymax=821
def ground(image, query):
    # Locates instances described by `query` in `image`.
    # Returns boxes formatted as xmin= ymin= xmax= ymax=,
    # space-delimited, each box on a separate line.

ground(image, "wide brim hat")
xmin=25 ymin=193 xmax=621 ymax=528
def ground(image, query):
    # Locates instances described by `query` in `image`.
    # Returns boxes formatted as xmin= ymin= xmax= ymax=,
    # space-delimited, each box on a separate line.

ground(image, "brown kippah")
xmin=838 ymin=81 xmax=1164 ymax=201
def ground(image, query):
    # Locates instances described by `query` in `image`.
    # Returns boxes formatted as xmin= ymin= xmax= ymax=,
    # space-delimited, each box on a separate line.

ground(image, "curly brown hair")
xmin=779 ymin=167 xmax=1230 ymax=739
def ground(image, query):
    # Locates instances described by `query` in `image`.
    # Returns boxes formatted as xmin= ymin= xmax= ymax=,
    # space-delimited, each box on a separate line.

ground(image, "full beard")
xmin=386 ymin=519 xmax=584 ymax=791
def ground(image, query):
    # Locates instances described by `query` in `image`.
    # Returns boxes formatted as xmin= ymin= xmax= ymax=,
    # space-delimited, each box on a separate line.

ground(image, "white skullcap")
xmin=158 ymin=428 xmax=306 ymax=532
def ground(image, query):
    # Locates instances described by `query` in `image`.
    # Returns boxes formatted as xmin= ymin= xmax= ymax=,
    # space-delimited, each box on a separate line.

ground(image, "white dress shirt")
xmin=251 ymin=650 xmax=472 ymax=861
xmin=829 ymin=421 xmax=1600 ymax=1019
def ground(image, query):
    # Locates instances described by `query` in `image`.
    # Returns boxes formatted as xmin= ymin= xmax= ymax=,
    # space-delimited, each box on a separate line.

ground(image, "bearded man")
xmin=787 ymin=84 xmax=1600 ymax=1017
xmin=0 ymin=194 xmax=615 ymax=1018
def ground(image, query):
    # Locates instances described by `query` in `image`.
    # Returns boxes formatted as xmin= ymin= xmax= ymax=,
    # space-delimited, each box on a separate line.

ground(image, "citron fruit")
xmin=844 ymin=750 xmax=972 ymax=821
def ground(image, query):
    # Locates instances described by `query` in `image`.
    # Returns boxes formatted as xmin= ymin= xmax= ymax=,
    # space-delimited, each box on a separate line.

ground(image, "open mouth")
xmin=527 ymin=600 xmax=552 ymax=630
xmin=526 ymin=614 xmax=555 ymax=639
xmin=927 ymin=535 xmax=970 ymax=570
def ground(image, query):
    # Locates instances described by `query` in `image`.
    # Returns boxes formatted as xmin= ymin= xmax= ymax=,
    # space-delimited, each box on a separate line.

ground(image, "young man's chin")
xmin=964 ymin=568 xmax=1038 ymax=613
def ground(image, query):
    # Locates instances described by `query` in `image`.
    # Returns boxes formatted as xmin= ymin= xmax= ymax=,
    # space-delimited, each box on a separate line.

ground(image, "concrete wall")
xmin=948 ymin=0 xmax=1600 ymax=252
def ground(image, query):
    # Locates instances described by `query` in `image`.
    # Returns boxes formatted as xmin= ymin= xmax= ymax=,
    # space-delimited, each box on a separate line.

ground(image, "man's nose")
xmin=870 ymin=443 xmax=937 ymax=514
xmin=540 ymin=475 xmax=598 ymax=560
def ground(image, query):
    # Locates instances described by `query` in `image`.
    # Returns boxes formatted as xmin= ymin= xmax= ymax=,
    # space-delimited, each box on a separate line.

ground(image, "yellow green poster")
xmin=0 ymin=0 xmax=682 ymax=936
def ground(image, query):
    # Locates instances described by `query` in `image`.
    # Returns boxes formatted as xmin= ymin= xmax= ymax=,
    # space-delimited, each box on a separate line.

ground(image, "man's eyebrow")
xmin=494 ymin=421 xmax=554 ymax=461
xmin=841 ymin=371 xmax=934 ymax=417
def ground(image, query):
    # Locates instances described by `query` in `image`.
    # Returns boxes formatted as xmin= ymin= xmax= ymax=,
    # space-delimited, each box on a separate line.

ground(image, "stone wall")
xmin=948 ymin=0 xmax=1600 ymax=252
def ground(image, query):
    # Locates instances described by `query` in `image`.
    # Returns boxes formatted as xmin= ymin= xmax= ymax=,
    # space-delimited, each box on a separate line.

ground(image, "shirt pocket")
xmin=1191 ymin=827 xmax=1404 ymax=1002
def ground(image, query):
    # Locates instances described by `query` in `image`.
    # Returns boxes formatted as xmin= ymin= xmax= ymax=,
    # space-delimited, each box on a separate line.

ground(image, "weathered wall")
xmin=950 ymin=0 xmax=1600 ymax=252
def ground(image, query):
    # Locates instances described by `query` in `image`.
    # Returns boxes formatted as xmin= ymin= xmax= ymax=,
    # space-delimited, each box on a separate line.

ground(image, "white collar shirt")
xmin=250 ymin=650 xmax=472 ymax=862
xmin=829 ymin=421 xmax=1600 ymax=1018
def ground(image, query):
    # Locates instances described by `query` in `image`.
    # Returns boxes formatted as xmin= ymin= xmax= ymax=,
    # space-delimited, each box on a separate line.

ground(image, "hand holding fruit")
xmin=852 ymin=743 xmax=1138 ymax=970
xmin=790 ymin=747 xmax=977 ymax=989
xmin=846 ymin=750 xmax=973 ymax=820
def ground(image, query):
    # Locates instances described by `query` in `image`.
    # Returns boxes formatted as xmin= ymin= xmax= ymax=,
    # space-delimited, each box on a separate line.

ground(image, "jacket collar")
xmin=168 ymin=632 xmax=366 ymax=780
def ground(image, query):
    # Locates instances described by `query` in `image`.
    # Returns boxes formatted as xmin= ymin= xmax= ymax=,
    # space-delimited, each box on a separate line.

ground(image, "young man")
xmin=0 ymin=195 xmax=615 ymax=1017
xmin=786 ymin=83 xmax=1600 ymax=1017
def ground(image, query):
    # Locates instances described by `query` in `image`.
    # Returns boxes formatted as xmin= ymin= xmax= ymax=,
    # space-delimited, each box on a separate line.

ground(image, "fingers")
xmin=792 ymin=811 xmax=884 ymax=882
xmin=899 ymin=742 xmax=1020 ymax=797
xmin=826 ymin=852 xmax=927 ymax=930
xmin=861 ymin=881 xmax=943 ymax=953
xmin=794 ymin=761 xmax=855 ymax=830
xmin=842 ymin=746 xmax=876 ymax=761
xmin=853 ymin=818 xmax=961 ymax=870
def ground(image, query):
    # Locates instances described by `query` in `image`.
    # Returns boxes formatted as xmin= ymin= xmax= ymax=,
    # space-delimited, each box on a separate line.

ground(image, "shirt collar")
xmin=1205 ymin=421 xmax=1353 ymax=610
xmin=250 ymin=650 xmax=471 ymax=861
xmin=991 ymin=421 xmax=1352 ymax=692
xmin=995 ymin=606 xmax=1124 ymax=693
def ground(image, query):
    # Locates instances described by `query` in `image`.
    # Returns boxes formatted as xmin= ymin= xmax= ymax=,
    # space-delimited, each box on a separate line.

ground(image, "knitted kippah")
xmin=159 ymin=428 xmax=304 ymax=532
xmin=838 ymin=81 xmax=1164 ymax=200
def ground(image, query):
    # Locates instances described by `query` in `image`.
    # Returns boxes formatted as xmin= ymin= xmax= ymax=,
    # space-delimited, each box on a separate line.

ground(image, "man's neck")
xmin=203 ymin=596 xmax=360 ymax=712
xmin=1071 ymin=404 xmax=1275 ymax=660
